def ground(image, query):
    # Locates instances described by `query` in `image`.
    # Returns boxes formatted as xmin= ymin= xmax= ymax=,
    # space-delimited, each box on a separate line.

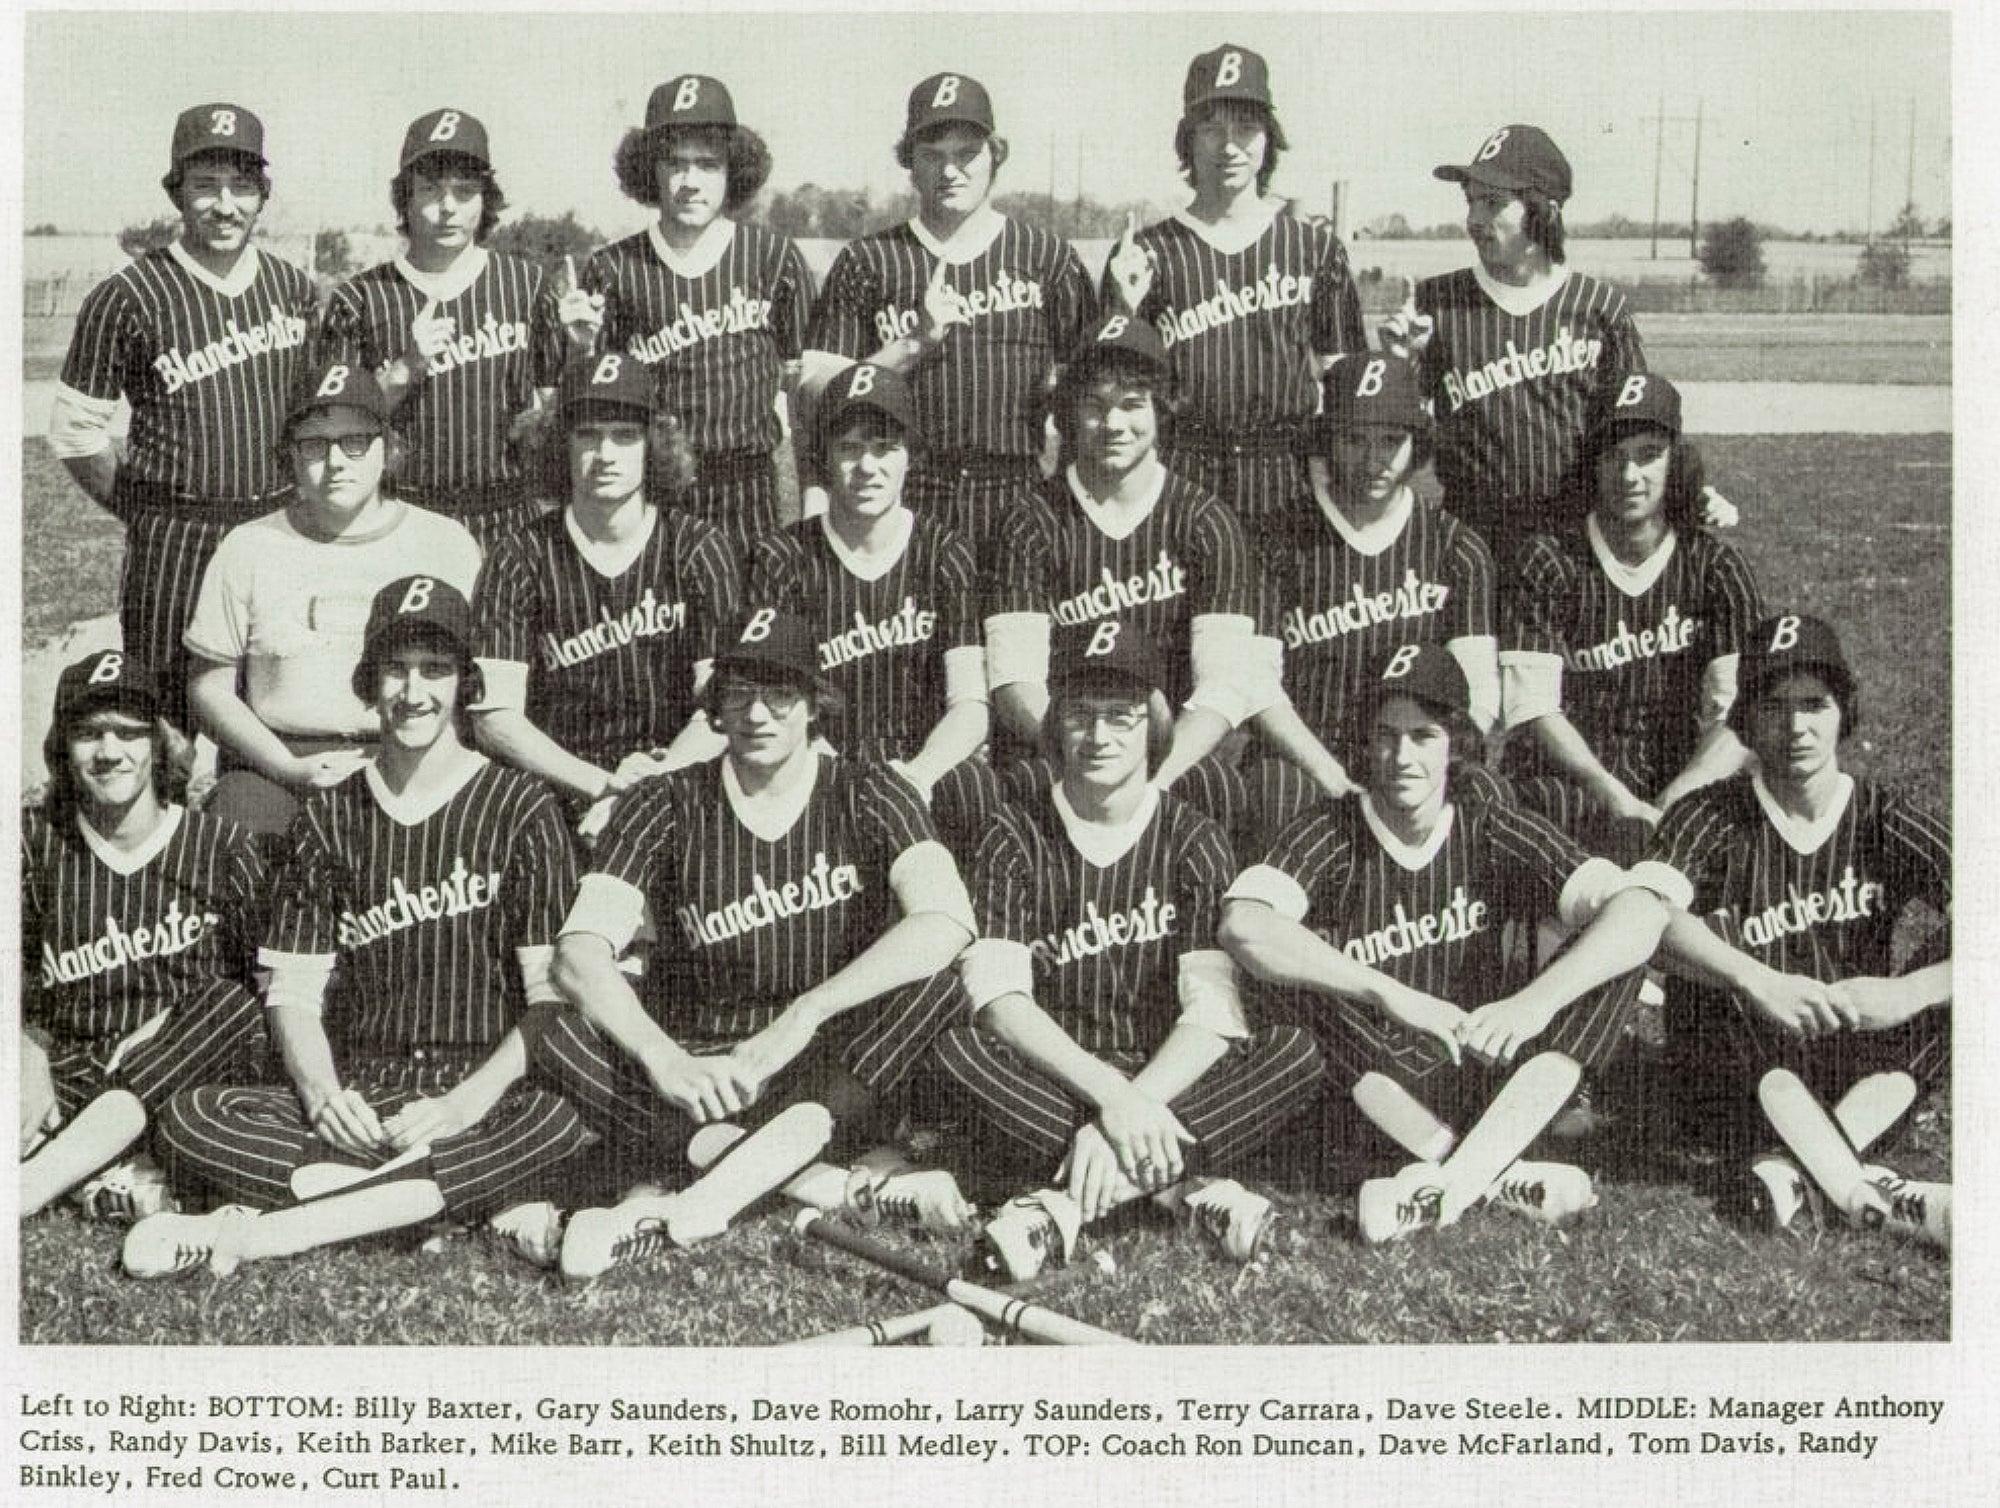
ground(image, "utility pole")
xmin=1865 ymin=100 xmax=1877 ymax=242
xmin=1650 ymin=95 xmax=1665 ymax=259
xmin=1687 ymin=98 xmax=1703 ymax=259
xmin=1904 ymin=97 xmax=1917 ymax=243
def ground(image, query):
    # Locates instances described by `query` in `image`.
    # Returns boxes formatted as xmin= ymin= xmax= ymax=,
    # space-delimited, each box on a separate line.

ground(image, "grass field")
xmin=16 ymin=379 xmax=1951 ymax=1346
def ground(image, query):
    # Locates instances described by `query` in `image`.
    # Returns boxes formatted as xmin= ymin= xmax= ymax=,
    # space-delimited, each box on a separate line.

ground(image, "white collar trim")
xmin=1051 ymin=781 xmax=1160 ymax=868
xmin=1065 ymin=462 xmax=1165 ymax=539
xmin=394 ymin=245 xmax=491 ymax=302
xmin=1171 ymin=197 xmax=1283 ymax=255
xmin=1750 ymin=769 xmax=1855 ymax=855
xmin=908 ymin=207 xmax=1006 ymax=263
xmin=169 ymin=240 xmax=260 ymax=296
xmin=77 ymin=804 xmax=184 ymax=874
xmin=723 ymin=751 xmax=821 ymax=841
xmin=1586 ymin=513 xmax=1678 ymax=597
xmin=1312 ymin=470 xmax=1414 ymax=555
xmin=820 ymin=508 xmax=914 ymax=580
xmin=365 ymin=748 xmax=487 ymax=826
xmin=648 ymin=217 xmax=736 ymax=278
xmin=1359 ymin=793 xmax=1455 ymax=871
xmin=1471 ymin=260 xmax=1569 ymax=317
xmin=564 ymin=504 xmax=658 ymax=578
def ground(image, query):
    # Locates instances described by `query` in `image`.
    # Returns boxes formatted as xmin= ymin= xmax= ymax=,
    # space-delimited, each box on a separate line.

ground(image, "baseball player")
xmin=1632 ymin=614 xmax=1951 ymax=1246
xmin=804 ymin=71 xmax=1095 ymax=573
xmin=524 ymin=611 xmax=977 ymax=1280
xmin=1502 ymin=373 xmax=1762 ymax=860
xmin=183 ymin=358 xmax=480 ymax=837
xmin=21 ymin=651 xmax=266 ymax=1222
xmin=560 ymin=75 xmax=812 ymax=572
xmin=986 ymin=313 xmax=1263 ymax=841
xmin=316 ymin=108 xmax=567 ymax=554
xmin=473 ymin=353 xmax=739 ymax=827
xmin=1102 ymin=44 xmax=1364 ymax=545
xmin=48 ymin=103 xmax=316 ymax=731
xmin=124 ymin=577 xmax=594 ymax=1277
xmin=1220 ymin=644 xmax=1668 ymax=1243
xmin=1251 ymin=352 xmax=1498 ymax=840
xmin=937 ymin=625 xmax=1324 ymax=1280
xmin=749 ymin=361 xmax=1001 ymax=854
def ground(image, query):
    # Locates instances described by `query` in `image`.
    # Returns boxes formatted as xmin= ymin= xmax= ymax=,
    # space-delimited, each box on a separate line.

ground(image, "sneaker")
xmin=559 ymin=1195 xmax=685 ymax=1283
xmin=1856 ymin=1166 xmax=1951 ymax=1250
xmin=1747 ymin=1152 xmax=1823 ymax=1232
xmin=486 ymin=1201 xmax=563 ymax=1269
xmin=848 ymin=1168 xmax=976 ymax=1233
xmin=75 ymin=1153 xmax=178 ymax=1225
xmin=123 ymin=1205 xmax=256 ymax=1278
xmin=1485 ymin=1161 xmax=1598 ymax=1226
xmin=1357 ymin=1162 xmax=1445 ymax=1245
xmin=980 ymin=1189 xmax=1083 ymax=1282
xmin=1179 ymin=1178 xmax=1275 ymax=1263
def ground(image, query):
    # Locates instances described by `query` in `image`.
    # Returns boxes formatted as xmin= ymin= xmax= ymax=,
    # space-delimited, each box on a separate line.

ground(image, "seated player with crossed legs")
xmin=526 ymin=611 xmax=979 ymax=1281
xmin=22 ymin=652 xmax=267 ymax=1223
xmin=1632 ymin=614 xmax=1951 ymax=1246
xmin=936 ymin=624 xmax=1324 ymax=1280
xmin=1220 ymin=644 xmax=1668 ymax=1243
xmin=125 ymin=577 xmax=594 ymax=1276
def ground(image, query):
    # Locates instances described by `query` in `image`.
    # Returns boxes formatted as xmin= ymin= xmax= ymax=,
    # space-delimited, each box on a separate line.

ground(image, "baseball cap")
xmin=1434 ymin=124 xmax=1572 ymax=203
xmin=1320 ymin=353 xmax=1427 ymax=435
xmin=1183 ymin=44 xmax=1274 ymax=115
xmin=711 ymin=610 xmax=834 ymax=695
xmin=170 ymin=103 xmax=267 ymax=169
xmin=558 ymin=354 xmax=656 ymax=422
xmin=646 ymin=75 xmax=736 ymax=131
xmin=1366 ymin=642 xmax=1469 ymax=719
xmin=1736 ymin=614 xmax=1854 ymax=708
xmin=821 ymin=362 xmax=917 ymax=439
xmin=400 ymin=108 xmax=491 ymax=170
xmin=1068 ymin=312 xmax=1170 ymax=379
xmin=357 ymin=576 xmax=476 ymax=677
xmin=1592 ymin=372 xmax=1683 ymax=443
xmin=902 ymin=73 xmax=995 ymax=145
xmin=286 ymin=359 xmax=393 ymax=432
xmin=1049 ymin=621 xmax=1167 ymax=701
xmin=52 ymin=651 xmax=160 ymax=738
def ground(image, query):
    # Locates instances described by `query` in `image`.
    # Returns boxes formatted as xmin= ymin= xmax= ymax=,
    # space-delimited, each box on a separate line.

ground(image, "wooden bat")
xmin=784 ymin=1251 xmax=1117 ymax=1348
xmin=794 ymin=1209 xmax=1133 ymax=1346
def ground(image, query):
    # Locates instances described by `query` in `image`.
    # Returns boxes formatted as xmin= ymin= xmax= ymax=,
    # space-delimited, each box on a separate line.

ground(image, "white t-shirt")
xmin=184 ymin=500 xmax=481 ymax=737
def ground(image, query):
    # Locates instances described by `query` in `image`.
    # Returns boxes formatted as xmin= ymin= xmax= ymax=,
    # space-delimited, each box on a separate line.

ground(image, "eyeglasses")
xmin=715 ymin=680 xmax=806 ymax=716
xmin=293 ymin=433 xmax=380 ymax=463
xmin=1057 ymin=702 xmax=1148 ymax=734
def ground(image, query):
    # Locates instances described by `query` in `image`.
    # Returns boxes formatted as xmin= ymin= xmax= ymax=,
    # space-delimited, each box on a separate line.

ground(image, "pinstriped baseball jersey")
xmin=316 ymin=252 xmax=565 ymax=503
xmin=971 ymin=786 xmax=1234 ymax=1057
xmin=61 ymin=245 xmax=315 ymax=501
xmin=748 ymin=515 xmax=980 ymax=762
xmin=591 ymin=758 xmax=938 ymax=1041
xmin=1415 ymin=267 xmax=1645 ymax=546
xmin=475 ymin=506 xmax=742 ymax=765
xmin=1250 ymin=795 xmax=1588 ymax=1005
xmin=1506 ymin=524 xmax=1761 ymax=794
xmin=583 ymin=222 xmax=812 ymax=455
xmin=808 ymin=219 xmax=1094 ymax=457
xmin=1114 ymin=212 xmax=1363 ymax=433
xmin=1257 ymin=498 xmax=1495 ymax=748
xmin=1644 ymin=775 xmax=1950 ymax=991
xmin=24 ymin=805 xmax=263 ymax=1043
xmin=993 ymin=469 xmax=1252 ymax=708
xmin=263 ymin=761 xmax=579 ymax=1055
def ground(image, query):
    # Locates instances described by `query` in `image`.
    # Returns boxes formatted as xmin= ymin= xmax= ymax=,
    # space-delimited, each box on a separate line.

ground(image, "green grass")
xmin=16 ymin=369 xmax=1952 ymax=1346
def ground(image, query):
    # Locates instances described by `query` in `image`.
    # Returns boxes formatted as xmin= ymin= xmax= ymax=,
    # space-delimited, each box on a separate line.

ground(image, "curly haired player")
xmin=523 ymin=610 xmax=977 ymax=1281
xmin=937 ymin=624 xmax=1324 ymax=1280
xmin=21 ymin=651 xmax=266 ymax=1223
xmin=1632 ymin=614 xmax=1951 ymax=1247
xmin=124 ymin=577 xmax=593 ymax=1277
xmin=1221 ymin=644 xmax=1668 ymax=1243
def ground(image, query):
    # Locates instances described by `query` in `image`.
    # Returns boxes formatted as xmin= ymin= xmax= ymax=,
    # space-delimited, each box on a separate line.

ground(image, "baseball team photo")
xmin=15 ymin=8 xmax=1953 ymax=1356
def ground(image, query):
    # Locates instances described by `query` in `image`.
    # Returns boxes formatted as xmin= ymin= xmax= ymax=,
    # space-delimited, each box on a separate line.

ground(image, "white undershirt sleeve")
xmin=984 ymin=612 xmax=1050 ymax=691
xmin=1177 ymin=949 xmax=1250 ymax=1040
xmin=1500 ymin=649 xmax=1564 ymax=730
xmin=47 ymin=383 xmax=118 ymax=459
xmin=888 ymin=840 xmax=978 ymax=938
xmin=943 ymin=644 xmax=989 ymax=707
xmin=260 ymin=949 xmax=338 ymax=1016
xmin=559 ymin=873 xmax=648 ymax=955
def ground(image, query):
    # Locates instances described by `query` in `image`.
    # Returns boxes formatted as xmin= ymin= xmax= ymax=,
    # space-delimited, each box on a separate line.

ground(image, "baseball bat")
xmin=794 ymin=1209 xmax=1133 ymax=1346
xmin=784 ymin=1251 xmax=1117 ymax=1348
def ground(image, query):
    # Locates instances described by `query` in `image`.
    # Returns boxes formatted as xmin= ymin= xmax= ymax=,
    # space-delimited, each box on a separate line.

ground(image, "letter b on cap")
xmin=1382 ymin=644 xmax=1421 ymax=680
xmin=847 ymin=364 xmax=877 ymax=399
xmin=1354 ymin=358 xmax=1387 ymax=400
xmin=1768 ymin=615 xmax=1801 ymax=654
xmin=932 ymin=75 xmax=961 ymax=109
xmin=673 ymin=77 xmax=703 ymax=112
xmin=88 ymin=651 xmax=125 ymax=685
xmin=1214 ymin=51 xmax=1243 ymax=88
xmin=1616 ymin=374 xmax=1649 ymax=409
xmin=315 ymin=364 xmax=351 ymax=399
xmin=591 ymin=354 xmax=623 ymax=386
xmin=397 ymin=578 xmax=437 ymax=616
xmin=1085 ymin=621 xmax=1121 ymax=657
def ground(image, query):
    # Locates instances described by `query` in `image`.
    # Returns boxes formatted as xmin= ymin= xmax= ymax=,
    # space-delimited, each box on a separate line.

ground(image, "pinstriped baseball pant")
xmin=155 ymin=1058 xmax=594 ymax=1219
xmin=42 ymin=978 xmax=266 ymax=1122
xmin=932 ymin=1022 xmax=1325 ymax=1174
xmin=686 ymin=451 xmax=784 ymax=578
xmin=1164 ymin=444 xmax=1309 ymax=549
xmin=906 ymin=457 xmax=1040 ymax=593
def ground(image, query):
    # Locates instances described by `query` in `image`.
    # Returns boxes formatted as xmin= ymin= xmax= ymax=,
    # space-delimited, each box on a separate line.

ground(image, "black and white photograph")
xmin=7 ymin=2 xmax=1985 ymax=1502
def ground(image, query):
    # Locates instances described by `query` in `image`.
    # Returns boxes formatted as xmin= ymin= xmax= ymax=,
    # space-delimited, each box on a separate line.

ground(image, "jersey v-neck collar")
xmin=170 ymin=240 xmax=261 ymax=297
xmin=723 ymin=751 xmax=821 ymax=841
xmin=365 ymin=747 xmax=489 ymax=827
xmin=565 ymin=504 xmax=659 ymax=579
xmin=76 ymin=803 xmax=184 ymax=875
xmin=1312 ymin=473 xmax=1414 ymax=555
xmin=648 ymin=218 xmax=736 ymax=279
xmin=1472 ymin=260 xmax=1570 ymax=317
xmin=1751 ymin=769 xmax=1855 ymax=856
xmin=1171 ymin=197 xmax=1282 ymax=256
xmin=394 ymin=245 xmax=491 ymax=302
xmin=1066 ymin=463 xmax=1165 ymax=540
xmin=820 ymin=508 xmax=914 ymax=581
xmin=908 ymin=207 xmax=1005 ymax=264
xmin=1359 ymin=793 xmax=1456 ymax=872
xmin=1586 ymin=513 xmax=1678 ymax=597
xmin=1051 ymin=781 xmax=1160 ymax=868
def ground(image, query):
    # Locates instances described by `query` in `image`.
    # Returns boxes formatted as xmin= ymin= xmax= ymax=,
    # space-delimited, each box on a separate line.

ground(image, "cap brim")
xmin=709 ymin=650 xmax=836 ymax=697
xmin=1433 ymin=162 xmax=1531 ymax=191
xmin=59 ymin=684 xmax=160 ymax=730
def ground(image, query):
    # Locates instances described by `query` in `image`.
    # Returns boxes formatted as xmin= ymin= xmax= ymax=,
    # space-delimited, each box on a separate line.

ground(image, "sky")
xmin=19 ymin=4 xmax=1954 ymax=244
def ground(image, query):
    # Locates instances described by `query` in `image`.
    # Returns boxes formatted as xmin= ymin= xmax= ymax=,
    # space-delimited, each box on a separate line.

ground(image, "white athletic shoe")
xmin=1855 ymin=1165 xmax=1951 ymax=1251
xmin=1357 ymin=1162 xmax=1446 ymax=1245
xmin=559 ymin=1194 xmax=685 ymax=1282
xmin=1176 ymin=1178 xmax=1276 ymax=1263
xmin=75 ymin=1153 xmax=178 ymax=1225
xmin=122 ymin=1205 xmax=257 ymax=1278
xmin=847 ymin=1167 xmax=976 ymax=1233
xmin=980 ymin=1188 xmax=1083 ymax=1282
xmin=1484 ymin=1161 xmax=1597 ymax=1226
xmin=1747 ymin=1152 xmax=1823 ymax=1232
xmin=486 ymin=1201 xmax=563 ymax=1269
